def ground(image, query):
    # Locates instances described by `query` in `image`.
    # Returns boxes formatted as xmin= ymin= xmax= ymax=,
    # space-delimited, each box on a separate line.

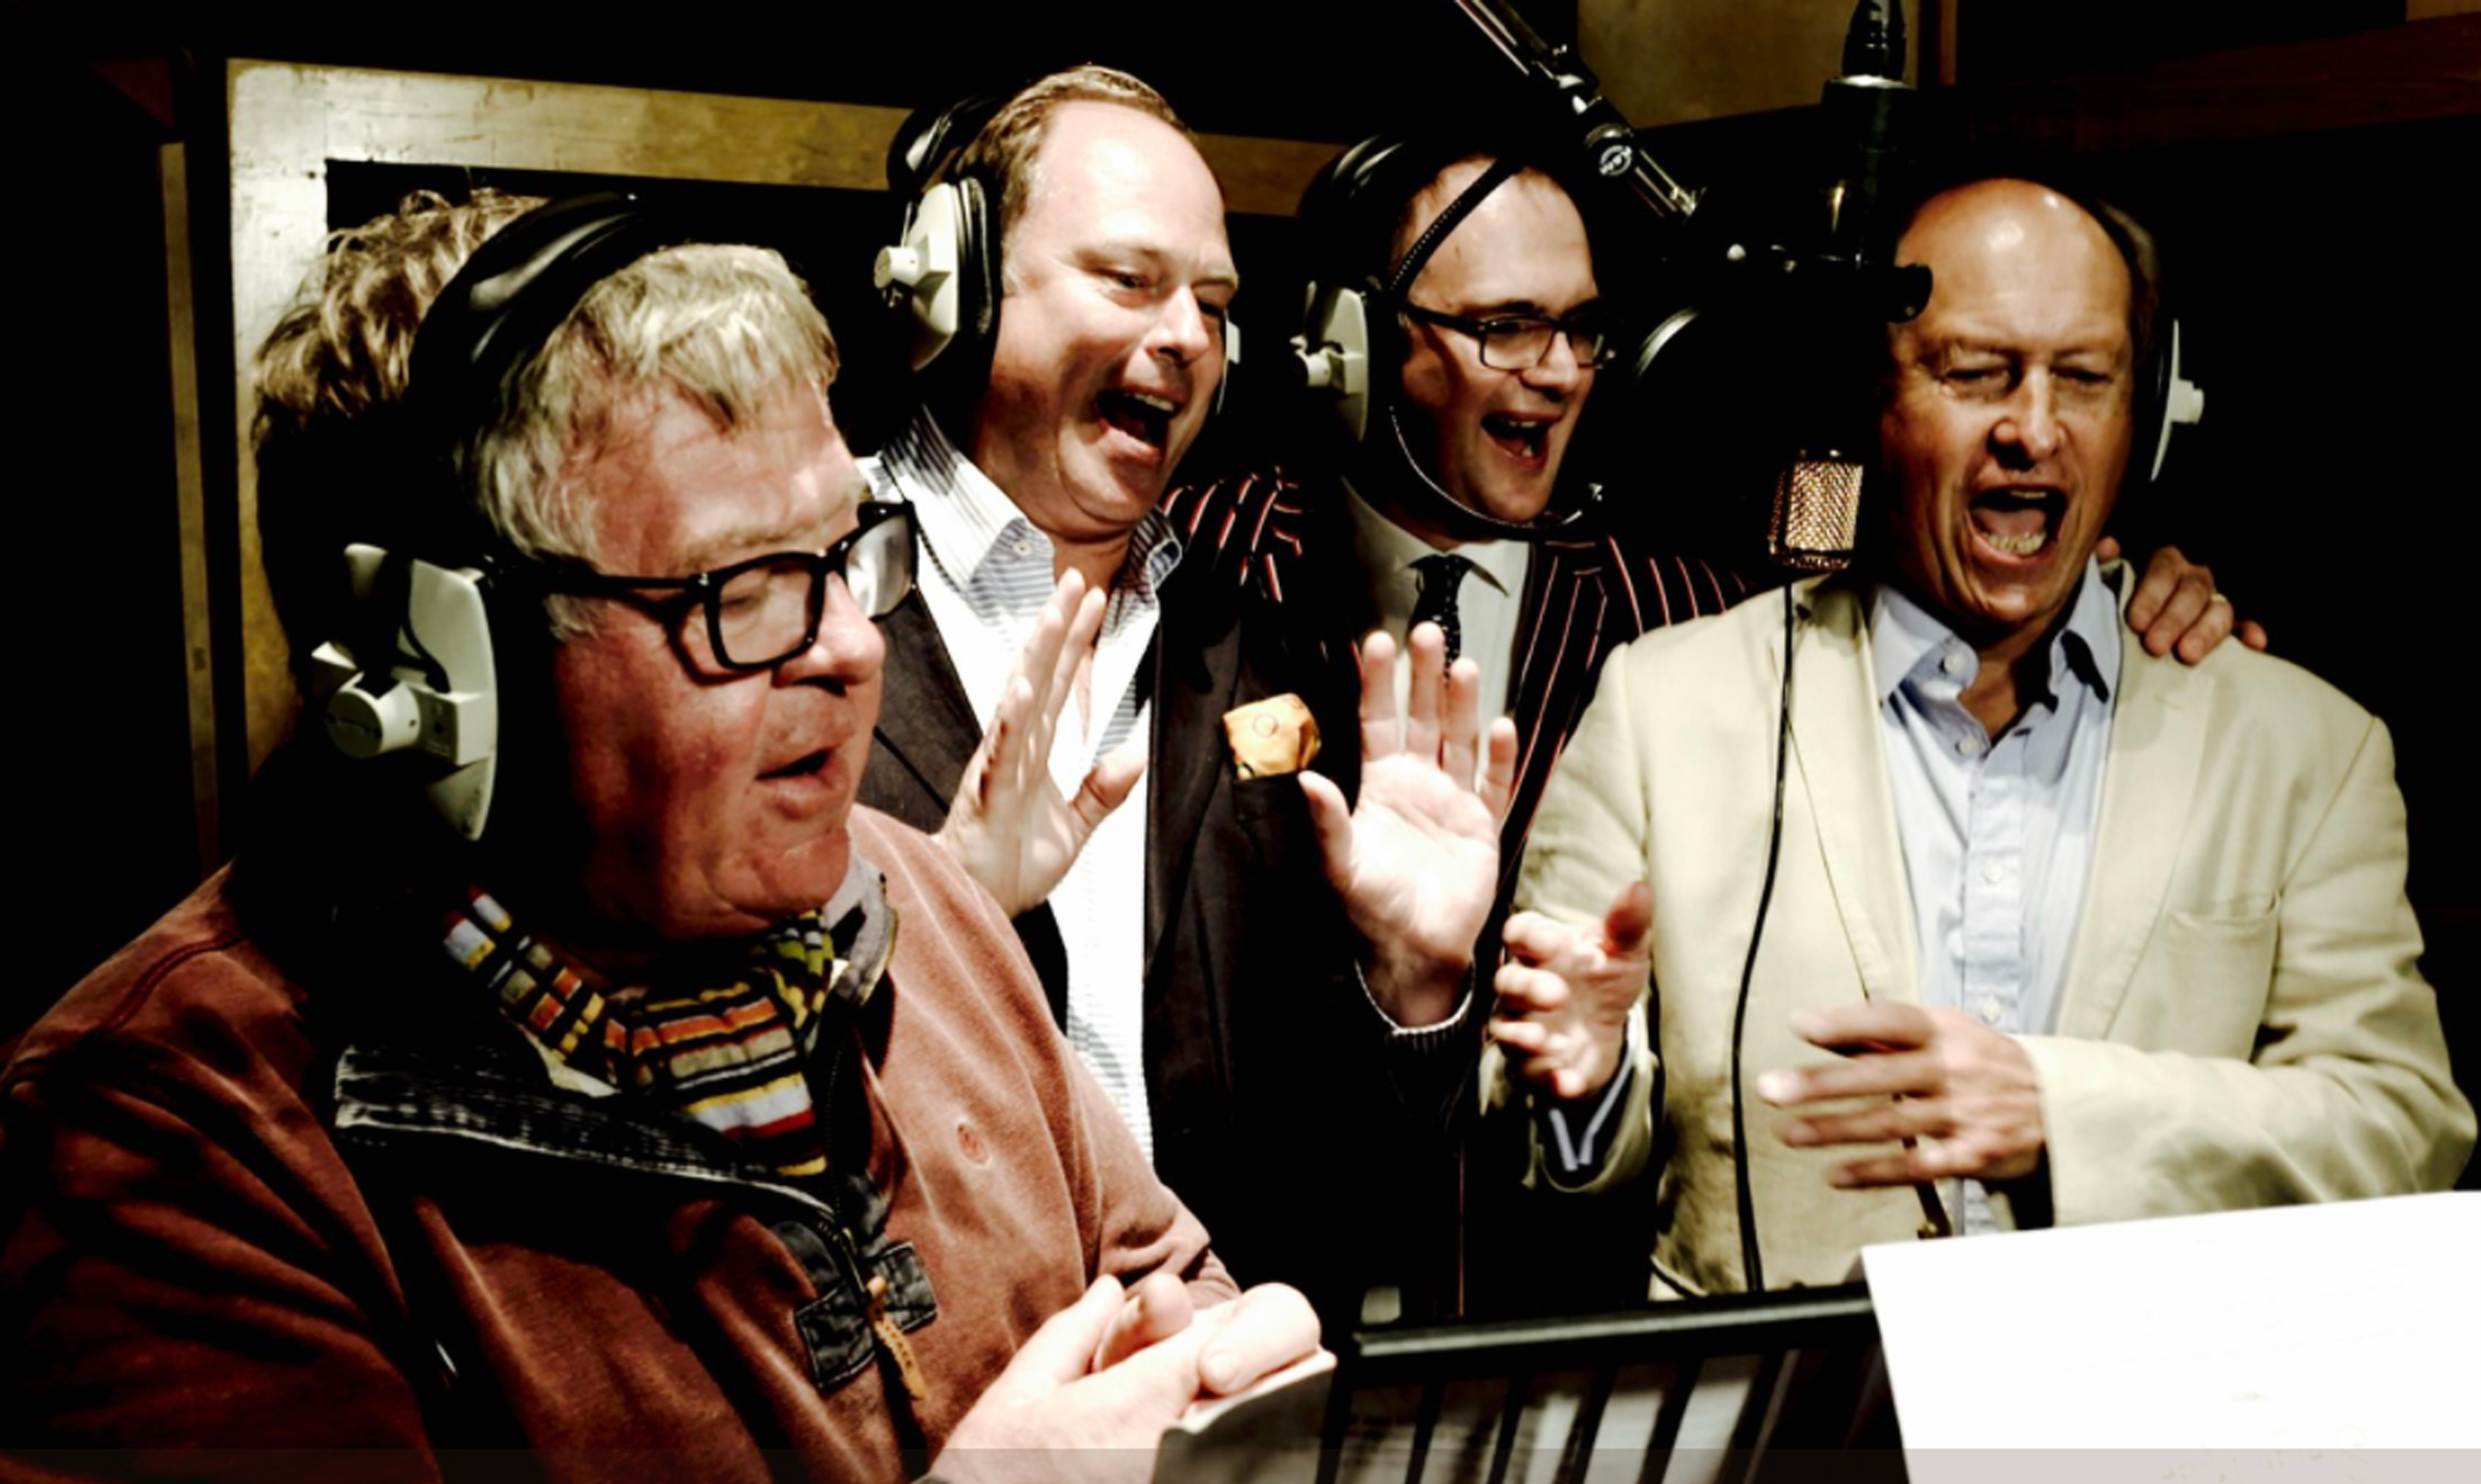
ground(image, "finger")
xmin=1478 ymin=717 xmax=1518 ymax=822
xmin=1001 ymin=673 xmax=1042 ymax=804
xmin=1071 ymin=746 xmax=1150 ymax=837
xmin=2122 ymin=543 xmax=2185 ymax=637
xmin=1067 ymin=1305 xmax=1221 ymax=1427
xmin=1779 ymin=1099 xmax=1948 ymax=1149
xmin=1491 ymin=962 xmax=1571 ymax=1015
xmin=1091 ymin=1270 xmax=1194 ymax=1374
xmin=1440 ymin=655 xmax=1482 ymax=791
xmin=2093 ymin=535 xmax=2124 ymax=564
xmin=1001 ymin=1275 xmax=1128 ymax=1394
xmin=1487 ymin=1017 xmax=1554 ymax=1059
xmin=1499 ymin=910 xmax=1581 ymax=967
xmin=1787 ymin=1002 xmax=1937 ymax=1054
xmin=1298 ymin=771 xmax=1355 ymax=890
xmin=1042 ymin=578 xmax=1103 ymax=734
xmin=1403 ymin=622 xmax=1447 ymax=764
xmin=1195 ymin=1283 xmax=1322 ymax=1396
xmin=1601 ymin=881 xmax=1654 ymax=958
xmin=2238 ymin=619 xmax=2270 ymax=653
xmin=1357 ymin=629 xmax=1402 ymax=759
xmin=1828 ymin=1151 xmax=1944 ymax=1189
xmin=2173 ymin=591 xmax=2238 ymax=666
xmin=1018 ymin=572 xmax=1078 ymax=717
xmin=1756 ymin=1048 xmax=1942 ymax=1107
xmin=2146 ymin=572 xmax=2216 ymax=661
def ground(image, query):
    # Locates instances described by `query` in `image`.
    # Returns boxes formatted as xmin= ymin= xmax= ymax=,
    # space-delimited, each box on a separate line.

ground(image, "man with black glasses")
xmin=2 ymin=190 xmax=1315 ymax=1483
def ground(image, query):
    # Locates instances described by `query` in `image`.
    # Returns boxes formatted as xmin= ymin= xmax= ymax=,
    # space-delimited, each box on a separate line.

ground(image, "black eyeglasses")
xmin=1397 ymin=301 xmax=1610 ymax=370
xmin=537 ymin=499 xmax=915 ymax=671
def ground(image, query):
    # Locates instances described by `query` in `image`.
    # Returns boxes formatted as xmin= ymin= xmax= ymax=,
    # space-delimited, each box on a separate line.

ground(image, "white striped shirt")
xmin=862 ymin=412 xmax=1182 ymax=1160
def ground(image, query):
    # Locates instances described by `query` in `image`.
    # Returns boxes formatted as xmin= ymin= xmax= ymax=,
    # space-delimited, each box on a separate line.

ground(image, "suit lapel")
xmin=2058 ymin=629 xmax=2212 ymax=1040
xmin=1502 ymin=541 xmax=1608 ymax=875
xmin=1143 ymin=581 xmax=1250 ymax=987
xmin=1789 ymin=582 xmax=1921 ymax=1004
xmin=867 ymin=595 xmax=983 ymax=825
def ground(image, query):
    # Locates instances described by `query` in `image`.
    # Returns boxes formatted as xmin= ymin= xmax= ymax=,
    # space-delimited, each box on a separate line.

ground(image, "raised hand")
xmin=1489 ymin=880 xmax=1653 ymax=1101
xmin=1299 ymin=622 xmax=1517 ymax=1027
xmin=937 ymin=570 xmax=1148 ymax=917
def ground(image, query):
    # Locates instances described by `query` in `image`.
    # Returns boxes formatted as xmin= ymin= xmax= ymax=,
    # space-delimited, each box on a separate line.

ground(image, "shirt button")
xmin=1981 ymin=997 xmax=2005 ymax=1025
xmin=1942 ymin=650 xmax=1970 ymax=677
xmin=1955 ymin=734 xmax=1980 ymax=757
xmin=1981 ymin=859 xmax=2005 ymax=884
xmin=1012 ymin=539 xmax=1032 ymax=557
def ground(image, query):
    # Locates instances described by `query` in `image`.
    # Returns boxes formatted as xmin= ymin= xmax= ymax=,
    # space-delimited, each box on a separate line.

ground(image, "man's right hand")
xmin=937 ymin=570 xmax=1148 ymax=917
xmin=1489 ymin=881 xmax=1654 ymax=1101
xmin=935 ymin=1276 xmax=1322 ymax=1484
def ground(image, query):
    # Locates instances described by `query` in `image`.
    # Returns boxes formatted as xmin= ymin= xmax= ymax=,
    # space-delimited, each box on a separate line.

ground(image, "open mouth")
xmin=761 ymin=748 xmax=832 ymax=782
xmin=1969 ymin=488 xmax=2063 ymax=559
xmin=1482 ymin=412 xmax=1553 ymax=462
xmin=1098 ymin=388 xmax=1180 ymax=451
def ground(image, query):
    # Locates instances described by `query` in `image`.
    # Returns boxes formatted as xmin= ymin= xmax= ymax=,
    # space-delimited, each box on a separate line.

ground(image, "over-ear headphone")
xmin=1291 ymin=135 xmax=1602 ymax=541
xmin=1291 ymin=136 xmax=1522 ymax=448
xmin=2087 ymin=196 xmax=2204 ymax=489
xmin=874 ymin=93 xmax=1010 ymax=379
xmin=303 ymin=193 xmax=681 ymax=842
xmin=875 ymin=89 xmax=1242 ymax=414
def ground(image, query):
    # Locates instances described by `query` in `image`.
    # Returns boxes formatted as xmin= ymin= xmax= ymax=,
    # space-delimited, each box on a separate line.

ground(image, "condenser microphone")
xmin=1768 ymin=451 xmax=1865 ymax=572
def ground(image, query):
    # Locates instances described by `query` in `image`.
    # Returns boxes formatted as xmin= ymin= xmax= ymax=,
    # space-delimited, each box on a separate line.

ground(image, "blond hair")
xmin=253 ymin=190 xmax=838 ymax=647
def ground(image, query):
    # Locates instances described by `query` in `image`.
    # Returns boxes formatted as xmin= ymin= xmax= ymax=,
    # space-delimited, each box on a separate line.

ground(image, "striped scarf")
xmin=441 ymin=887 xmax=859 ymax=1178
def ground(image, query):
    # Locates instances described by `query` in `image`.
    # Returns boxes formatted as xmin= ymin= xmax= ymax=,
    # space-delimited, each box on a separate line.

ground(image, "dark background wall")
xmin=9 ymin=3 xmax=2474 ymax=1184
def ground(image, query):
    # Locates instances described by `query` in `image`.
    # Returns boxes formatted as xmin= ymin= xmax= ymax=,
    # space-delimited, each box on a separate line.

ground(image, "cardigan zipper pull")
xmin=866 ymin=1272 xmax=931 ymax=1402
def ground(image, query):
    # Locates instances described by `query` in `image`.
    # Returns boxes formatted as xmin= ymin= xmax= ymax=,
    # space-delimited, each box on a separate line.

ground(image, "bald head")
xmin=1876 ymin=179 xmax=2139 ymax=655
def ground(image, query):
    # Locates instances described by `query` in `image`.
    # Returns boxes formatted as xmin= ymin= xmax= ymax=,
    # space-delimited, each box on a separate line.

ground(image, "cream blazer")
xmin=1492 ymin=572 xmax=2473 ymax=1297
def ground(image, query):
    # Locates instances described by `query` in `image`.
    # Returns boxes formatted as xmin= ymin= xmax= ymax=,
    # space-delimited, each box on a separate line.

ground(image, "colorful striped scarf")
xmin=440 ymin=886 xmax=873 ymax=1178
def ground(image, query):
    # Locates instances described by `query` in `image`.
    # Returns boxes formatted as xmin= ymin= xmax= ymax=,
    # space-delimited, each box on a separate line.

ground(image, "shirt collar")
xmin=1342 ymin=480 xmax=1528 ymax=598
xmin=882 ymin=407 xmax=1185 ymax=609
xmin=1869 ymin=557 xmax=2120 ymax=708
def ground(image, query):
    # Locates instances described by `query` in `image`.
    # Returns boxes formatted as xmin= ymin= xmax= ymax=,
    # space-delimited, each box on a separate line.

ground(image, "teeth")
xmin=1123 ymin=392 xmax=1177 ymax=414
xmin=1982 ymin=530 xmax=2046 ymax=555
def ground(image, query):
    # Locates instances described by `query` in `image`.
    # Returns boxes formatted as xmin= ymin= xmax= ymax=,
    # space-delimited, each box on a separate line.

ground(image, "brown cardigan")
xmin=2 ymin=807 xmax=1230 ymax=1483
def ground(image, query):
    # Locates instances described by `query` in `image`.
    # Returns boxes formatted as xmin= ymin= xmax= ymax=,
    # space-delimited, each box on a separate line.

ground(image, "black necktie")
xmin=1409 ymin=553 xmax=1476 ymax=664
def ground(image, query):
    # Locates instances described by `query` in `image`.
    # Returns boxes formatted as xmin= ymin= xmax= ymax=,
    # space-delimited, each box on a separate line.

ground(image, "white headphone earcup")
xmin=1291 ymin=285 xmax=1371 ymax=442
xmin=874 ymin=181 xmax=968 ymax=372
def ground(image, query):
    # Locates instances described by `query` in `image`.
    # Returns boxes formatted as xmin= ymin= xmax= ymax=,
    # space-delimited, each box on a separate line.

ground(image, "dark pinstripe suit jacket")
xmin=1164 ymin=467 xmax=1755 ymax=909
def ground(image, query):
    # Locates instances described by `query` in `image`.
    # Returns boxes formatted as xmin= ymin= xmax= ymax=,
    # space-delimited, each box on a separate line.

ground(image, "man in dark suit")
xmin=858 ymin=69 xmax=1503 ymax=1325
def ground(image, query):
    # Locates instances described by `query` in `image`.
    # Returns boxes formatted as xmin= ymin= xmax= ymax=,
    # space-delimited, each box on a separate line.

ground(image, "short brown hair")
xmin=945 ymin=65 xmax=1192 ymax=260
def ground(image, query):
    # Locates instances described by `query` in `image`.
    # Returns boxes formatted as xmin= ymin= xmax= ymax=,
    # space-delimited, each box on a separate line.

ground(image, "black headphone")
xmin=305 ymin=193 xmax=682 ymax=842
xmin=1290 ymin=134 xmax=1603 ymax=542
xmin=2084 ymin=196 xmax=2204 ymax=491
xmin=875 ymin=89 xmax=1242 ymax=419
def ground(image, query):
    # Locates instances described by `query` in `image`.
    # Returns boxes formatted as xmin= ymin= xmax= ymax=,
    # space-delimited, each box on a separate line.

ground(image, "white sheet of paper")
xmin=1862 ymin=1191 xmax=2478 ymax=1465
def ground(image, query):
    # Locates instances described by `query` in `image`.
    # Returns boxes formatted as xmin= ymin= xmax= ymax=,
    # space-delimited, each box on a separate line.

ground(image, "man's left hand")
xmin=937 ymin=570 xmax=1148 ymax=917
xmin=2103 ymin=538 xmax=2271 ymax=663
xmin=1757 ymin=1003 xmax=2046 ymax=1186
xmin=1300 ymin=622 xmax=1516 ymax=1028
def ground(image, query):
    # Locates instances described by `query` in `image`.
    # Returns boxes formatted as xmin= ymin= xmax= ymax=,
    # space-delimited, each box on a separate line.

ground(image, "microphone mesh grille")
xmin=1769 ymin=457 xmax=1865 ymax=572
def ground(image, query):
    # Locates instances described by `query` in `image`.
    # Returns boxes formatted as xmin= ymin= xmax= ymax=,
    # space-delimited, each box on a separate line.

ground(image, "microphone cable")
xmin=1727 ymin=581 xmax=1802 ymax=1294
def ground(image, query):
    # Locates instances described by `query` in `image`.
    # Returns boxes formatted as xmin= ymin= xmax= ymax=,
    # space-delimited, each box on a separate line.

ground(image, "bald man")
xmin=1485 ymin=177 xmax=2471 ymax=1296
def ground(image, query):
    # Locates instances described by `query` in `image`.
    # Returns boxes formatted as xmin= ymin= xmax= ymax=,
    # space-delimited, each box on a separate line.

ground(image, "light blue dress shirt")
xmin=1871 ymin=561 xmax=2119 ymax=1231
